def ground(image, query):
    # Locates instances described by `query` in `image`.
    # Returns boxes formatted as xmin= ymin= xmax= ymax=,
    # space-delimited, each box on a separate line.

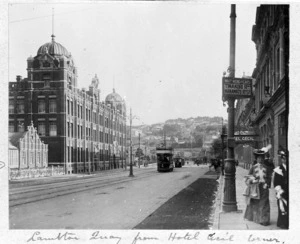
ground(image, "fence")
xmin=9 ymin=166 xmax=64 ymax=180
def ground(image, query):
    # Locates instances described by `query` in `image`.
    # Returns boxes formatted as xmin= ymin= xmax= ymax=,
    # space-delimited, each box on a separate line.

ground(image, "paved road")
xmin=10 ymin=164 xmax=216 ymax=229
xmin=134 ymin=171 xmax=219 ymax=229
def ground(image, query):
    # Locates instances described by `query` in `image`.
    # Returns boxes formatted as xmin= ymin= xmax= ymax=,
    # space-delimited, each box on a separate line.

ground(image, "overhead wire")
xmin=9 ymin=7 xmax=98 ymax=24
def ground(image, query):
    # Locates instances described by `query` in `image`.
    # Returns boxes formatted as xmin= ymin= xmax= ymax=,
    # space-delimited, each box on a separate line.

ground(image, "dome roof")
xmin=37 ymin=35 xmax=70 ymax=57
xmin=105 ymin=89 xmax=124 ymax=104
xmin=105 ymin=89 xmax=126 ymax=114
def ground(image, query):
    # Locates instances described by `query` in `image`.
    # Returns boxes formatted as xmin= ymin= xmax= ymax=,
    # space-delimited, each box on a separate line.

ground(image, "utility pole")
xmin=92 ymin=144 xmax=94 ymax=173
xmin=125 ymin=121 xmax=127 ymax=170
xmin=138 ymin=132 xmax=141 ymax=168
xmin=222 ymin=4 xmax=238 ymax=212
xmin=144 ymin=144 xmax=147 ymax=167
xmin=88 ymin=139 xmax=91 ymax=175
xmin=221 ymin=118 xmax=225 ymax=176
xmin=129 ymin=108 xmax=134 ymax=177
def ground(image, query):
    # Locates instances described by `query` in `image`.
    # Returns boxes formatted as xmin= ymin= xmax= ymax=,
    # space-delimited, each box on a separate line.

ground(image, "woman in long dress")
xmin=273 ymin=150 xmax=288 ymax=229
xmin=244 ymin=149 xmax=272 ymax=226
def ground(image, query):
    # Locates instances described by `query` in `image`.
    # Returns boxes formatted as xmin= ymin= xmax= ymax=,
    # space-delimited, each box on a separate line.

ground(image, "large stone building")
xmin=9 ymin=34 xmax=127 ymax=174
xmin=235 ymin=5 xmax=289 ymax=166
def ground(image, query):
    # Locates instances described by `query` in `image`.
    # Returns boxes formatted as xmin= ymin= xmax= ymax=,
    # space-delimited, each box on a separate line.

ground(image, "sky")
xmin=8 ymin=1 xmax=258 ymax=125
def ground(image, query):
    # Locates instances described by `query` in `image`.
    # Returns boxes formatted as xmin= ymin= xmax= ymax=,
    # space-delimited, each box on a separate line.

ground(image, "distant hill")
xmin=131 ymin=116 xmax=227 ymax=150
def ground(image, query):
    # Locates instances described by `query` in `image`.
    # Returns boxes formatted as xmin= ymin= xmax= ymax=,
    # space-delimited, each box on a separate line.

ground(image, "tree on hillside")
xmin=149 ymin=141 xmax=156 ymax=147
xmin=195 ymin=125 xmax=205 ymax=133
xmin=163 ymin=124 xmax=181 ymax=137
xmin=205 ymin=125 xmax=220 ymax=133
xmin=191 ymin=132 xmax=203 ymax=148
xmin=135 ymin=148 xmax=144 ymax=158
xmin=210 ymin=137 xmax=227 ymax=158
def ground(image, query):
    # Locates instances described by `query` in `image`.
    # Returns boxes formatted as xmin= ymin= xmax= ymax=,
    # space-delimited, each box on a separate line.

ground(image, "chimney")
xmin=16 ymin=75 xmax=22 ymax=82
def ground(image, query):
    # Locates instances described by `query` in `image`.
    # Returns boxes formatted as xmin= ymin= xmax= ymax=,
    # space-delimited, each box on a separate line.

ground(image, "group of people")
xmin=243 ymin=148 xmax=288 ymax=229
xmin=209 ymin=158 xmax=222 ymax=172
xmin=209 ymin=158 xmax=238 ymax=176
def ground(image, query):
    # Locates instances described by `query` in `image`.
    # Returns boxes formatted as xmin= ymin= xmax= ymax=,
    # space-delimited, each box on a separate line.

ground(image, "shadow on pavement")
xmin=134 ymin=171 xmax=219 ymax=229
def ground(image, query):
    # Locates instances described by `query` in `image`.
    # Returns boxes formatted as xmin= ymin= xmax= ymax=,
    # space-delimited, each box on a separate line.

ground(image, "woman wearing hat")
xmin=273 ymin=150 xmax=288 ymax=229
xmin=244 ymin=148 xmax=272 ymax=226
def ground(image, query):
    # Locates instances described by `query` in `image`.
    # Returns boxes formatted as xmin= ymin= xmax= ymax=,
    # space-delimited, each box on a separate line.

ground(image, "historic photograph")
xmin=6 ymin=1 xmax=290 ymax=237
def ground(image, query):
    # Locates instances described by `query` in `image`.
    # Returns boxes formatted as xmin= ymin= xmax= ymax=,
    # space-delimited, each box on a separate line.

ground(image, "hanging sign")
xmin=223 ymin=134 xmax=259 ymax=145
xmin=222 ymin=77 xmax=253 ymax=99
xmin=234 ymin=135 xmax=259 ymax=144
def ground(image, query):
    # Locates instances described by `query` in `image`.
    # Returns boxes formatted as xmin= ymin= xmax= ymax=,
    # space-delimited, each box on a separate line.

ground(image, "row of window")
xmin=67 ymin=122 xmax=124 ymax=144
xmin=256 ymin=29 xmax=285 ymax=110
xmin=21 ymin=151 xmax=47 ymax=166
xmin=20 ymin=141 xmax=46 ymax=150
xmin=10 ymin=99 xmax=124 ymax=133
xmin=10 ymin=120 xmax=124 ymax=145
xmin=38 ymin=122 xmax=57 ymax=136
xmin=9 ymin=99 xmax=57 ymax=114
xmin=66 ymin=147 xmax=125 ymax=163
xmin=67 ymin=100 xmax=124 ymax=133
xmin=9 ymin=121 xmax=57 ymax=136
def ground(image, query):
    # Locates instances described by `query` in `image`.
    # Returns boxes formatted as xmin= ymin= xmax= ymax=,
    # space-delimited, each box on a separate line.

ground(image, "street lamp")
xmin=221 ymin=118 xmax=226 ymax=176
xmin=138 ymin=132 xmax=141 ymax=168
xmin=125 ymin=106 xmax=140 ymax=177
xmin=129 ymin=108 xmax=134 ymax=177
xmin=222 ymin=4 xmax=238 ymax=212
xmin=85 ymin=135 xmax=93 ymax=175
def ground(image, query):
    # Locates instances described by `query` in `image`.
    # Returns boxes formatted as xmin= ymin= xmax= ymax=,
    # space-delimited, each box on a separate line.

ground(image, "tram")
xmin=174 ymin=157 xmax=185 ymax=168
xmin=156 ymin=145 xmax=174 ymax=172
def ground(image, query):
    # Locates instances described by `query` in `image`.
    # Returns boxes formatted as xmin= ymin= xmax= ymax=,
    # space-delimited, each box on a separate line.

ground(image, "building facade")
xmin=8 ymin=123 xmax=48 ymax=169
xmin=235 ymin=5 xmax=289 ymax=166
xmin=9 ymin=34 xmax=127 ymax=174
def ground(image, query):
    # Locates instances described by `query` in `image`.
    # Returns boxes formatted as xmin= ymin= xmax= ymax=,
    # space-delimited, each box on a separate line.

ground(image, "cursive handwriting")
xmin=90 ymin=231 xmax=122 ymax=244
xmin=27 ymin=231 xmax=79 ymax=242
xmin=168 ymin=232 xmax=200 ymax=241
xmin=207 ymin=232 xmax=234 ymax=241
xmin=132 ymin=232 xmax=159 ymax=244
xmin=0 ymin=161 xmax=5 ymax=170
xmin=248 ymin=234 xmax=282 ymax=243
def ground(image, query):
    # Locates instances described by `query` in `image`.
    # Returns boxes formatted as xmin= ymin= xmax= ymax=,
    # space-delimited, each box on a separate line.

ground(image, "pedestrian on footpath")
xmin=264 ymin=152 xmax=275 ymax=184
xmin=243 ymin=148 xmax=272 ymax=226
xmin=273 ymin=150 xmax=288 ymax=229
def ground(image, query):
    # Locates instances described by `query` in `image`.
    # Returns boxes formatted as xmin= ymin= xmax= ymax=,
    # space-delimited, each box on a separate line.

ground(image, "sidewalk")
xmin=213 ymin=166 xmax=281 ymax=230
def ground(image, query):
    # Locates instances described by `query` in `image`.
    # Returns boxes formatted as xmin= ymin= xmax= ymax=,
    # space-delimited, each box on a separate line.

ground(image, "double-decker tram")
xmin=156 ymin=145 xmax=174 ymax=172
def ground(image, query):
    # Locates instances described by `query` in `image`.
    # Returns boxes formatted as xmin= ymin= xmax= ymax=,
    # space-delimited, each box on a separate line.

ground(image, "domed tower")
xmin=105 ymin=89 xmax=126 ymax=116
xmin=27 ymin=34 xmax=77 ymax=88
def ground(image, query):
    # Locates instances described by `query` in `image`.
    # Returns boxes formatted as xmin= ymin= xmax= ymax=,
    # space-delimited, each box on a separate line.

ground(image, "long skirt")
xmin=277 ymin=199 xmax=288 ymax=229
xmin=244 ymin=184 xmax=270 ymax=225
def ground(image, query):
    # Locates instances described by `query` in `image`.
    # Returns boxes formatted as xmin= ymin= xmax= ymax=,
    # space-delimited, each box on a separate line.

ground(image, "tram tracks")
xmin=9 ymin=169 xmax=156 ymax=207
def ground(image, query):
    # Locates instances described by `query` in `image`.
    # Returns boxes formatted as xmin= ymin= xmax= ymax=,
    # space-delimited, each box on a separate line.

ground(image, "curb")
xmin=212 ymin=173 xmax=224 ymax=230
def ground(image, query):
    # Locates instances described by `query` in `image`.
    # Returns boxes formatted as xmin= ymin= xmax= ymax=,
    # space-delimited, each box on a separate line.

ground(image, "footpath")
xmin=212 ymin=165 xmax=281 ymax=230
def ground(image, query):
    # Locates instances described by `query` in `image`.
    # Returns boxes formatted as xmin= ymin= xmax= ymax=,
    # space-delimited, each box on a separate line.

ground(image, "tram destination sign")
xmin=222 ymin=77 xmax=253 ymax=99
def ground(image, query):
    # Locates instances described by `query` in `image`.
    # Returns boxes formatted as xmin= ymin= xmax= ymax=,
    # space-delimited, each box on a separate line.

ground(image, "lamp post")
xmin=138 ymin=132 xmax=141 ymax=168
xmin=221 ymin=118 xmax=225 ymax=176
xmin=85 ymin=136 xmax=92 ymax=175
xmin=126 ymin=107 xmax=140 ymax=176
xmin=144 ymin=144 xmax=147 ymax=167
xmin=129 ymin=108 xmax=134 ymax=177
xmin=124 ymin=121 xmax=127 ymax=170
xmin=222 ymin=4 xmax=238 ymax=212
xmin=89 ymin=141 xmax=91 ymax=175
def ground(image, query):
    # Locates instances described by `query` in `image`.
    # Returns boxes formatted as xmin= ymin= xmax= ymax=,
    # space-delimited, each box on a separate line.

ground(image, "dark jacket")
xmin=274 ymin=165 xmax=288 ymax=200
